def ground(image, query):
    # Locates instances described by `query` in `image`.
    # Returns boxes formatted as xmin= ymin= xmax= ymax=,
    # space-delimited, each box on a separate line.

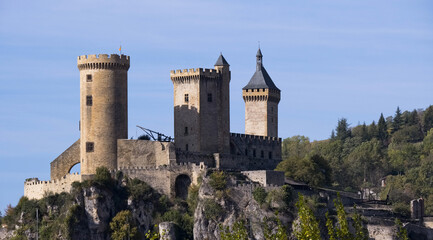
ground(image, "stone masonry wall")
xmin=24 ymin=173 xmax=81 ymax=200
xmin=50 ymin=139 xmax=80 ymax=180
xmin=117 ymin=139 xmax=176 ymax=168
xmin=117 ymin=162 xmax=206 ymax=197
xmin=241 ymin=170 xmax=285 ymax=187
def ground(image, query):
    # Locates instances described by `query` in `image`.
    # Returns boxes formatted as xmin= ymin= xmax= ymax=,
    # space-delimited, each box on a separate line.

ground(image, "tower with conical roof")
xmin=243 ymin=49 xmax=280 ymax=137
xmin=170 ymin=54 xmax=231 ymax=154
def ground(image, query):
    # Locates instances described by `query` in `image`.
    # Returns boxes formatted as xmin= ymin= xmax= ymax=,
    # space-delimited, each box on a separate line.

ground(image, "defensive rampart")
xmin=24 ymin=173 xmax=81 ymax=200
xmin=229 ymin=133 xmax=282 ymax=170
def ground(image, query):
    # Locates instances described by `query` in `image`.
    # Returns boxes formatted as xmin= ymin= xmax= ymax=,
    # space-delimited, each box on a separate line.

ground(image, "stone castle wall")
xmin=117 ymin=162 xmax=206 ymax=197
xmin=24 ymin=173 xmax=81 ymax=200
xmin=117 ymin=139 xmax=176 ymax=168
xmin=241 ymin=170 xmax=285 ymax=187
xmin=50 ymin=139 xmax=80 ymax=180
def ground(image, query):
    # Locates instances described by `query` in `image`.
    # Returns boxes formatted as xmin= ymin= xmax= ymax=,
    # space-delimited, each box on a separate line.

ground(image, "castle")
xmin=24 ymin=49 xmax=283 ymax=200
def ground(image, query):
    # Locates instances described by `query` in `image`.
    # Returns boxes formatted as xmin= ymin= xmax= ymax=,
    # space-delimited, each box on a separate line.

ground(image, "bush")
xmin=393 ymin=202 xmax=410 ymax=218
xmin=253 ymin=186 xmax=267 ymax=205
xmin=209 ymin=171 xmax=227 ymax=191
xmin=187 ymin=184 xmax=200 ymax=214
xmin=127 ymin=178 xmax=153 ymax=202
xmin=204 ymin=199 xmax=223 ymax=220
xmin=94 ymin=167 xmax=113 ymax=187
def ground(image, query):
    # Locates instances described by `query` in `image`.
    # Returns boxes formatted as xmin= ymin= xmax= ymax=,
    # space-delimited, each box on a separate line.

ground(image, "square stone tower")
xmin=170 ymin=54 xmax=231 ymax=154
xmin=243 ymin=49 xmax=280 ymax=137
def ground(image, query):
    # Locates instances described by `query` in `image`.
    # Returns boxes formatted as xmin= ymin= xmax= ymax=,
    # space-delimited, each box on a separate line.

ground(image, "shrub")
xmin=393 ymin=202 xmax=410 ymax=218
xmin=94 ymin=167 xmax=113 ymax=187
xmin=204 ymin=199 xmax=223 ymax=220
xmin=110 ymin=210 xmax=138 ymax=240
xmin=209 ymin=171 xmax=227 ymax=191
xmin=127 ymin=178 xmax=153 ymax=202
xmin=253 ymin=186 xmax=267 ymax=205
xmin=187 ymin=184 xmax=200 ymax=214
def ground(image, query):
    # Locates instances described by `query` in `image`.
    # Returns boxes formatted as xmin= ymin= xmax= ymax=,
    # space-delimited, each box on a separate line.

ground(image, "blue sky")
xmin=0 ymin=0 xmax=432 ymax=212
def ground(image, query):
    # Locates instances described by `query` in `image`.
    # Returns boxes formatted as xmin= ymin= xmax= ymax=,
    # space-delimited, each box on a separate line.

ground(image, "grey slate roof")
xmin=243 ymin=49 xmax=280 ymax=91
xmin=214 ymin=53 xmax=229 ymax=66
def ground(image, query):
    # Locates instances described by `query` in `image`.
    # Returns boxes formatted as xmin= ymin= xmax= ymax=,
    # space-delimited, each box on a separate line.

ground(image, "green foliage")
xmin=110 ymin=210 xmax=138 ymax=240
xmin=209 ymin=171 xmax=227 ymax=191
xmin=138 ymin=134 xmax=151 ymax=140
xmin=293 ymin=194 xmax=321 ymax=240
xmin=326 ymin=195 xmax=368 ymax=240
xmin=282 ymin=135 xmax=311 ymax=159
xmin=253 ymin=186 xmax=268 ymax=205
xmin=423 ymin=128 xmax=433 ymax=155
xmin=187 ymin=184 xmax=200 ymax=214
xmin=378 ymin=113 xmax=388 ymax=142
xmin=145 ymin=224 xmax=160 ymax=240
xmin=392 ymin=107 xmax=403 ymax=133
xmin=127 ymin=178 xmax=153 ymax=202
xmin=203 ymin=199 xmax=223 ymax=221
xmin=161 ymin=209 xmax=193 ymax=239
xmin=220 ymin=220 xmax=249 ymax=240
xmin=94 ymin=166 xmax=114 ymax=187
xmin=423 ymin=105 xmax=433 ymax=133
xmin=277 ymin=153 xmax=331 ymax=187
xmin=392 ymin=202 xmax=410 ymax=218
xmin=333 ymin=195 xmax=352 ymax=240
xmin=395 ymin=219 xmax=409 ymax=240
xmin=352 ymin=205 xmax=368 ymax=240
xmin=336 ymin=118 xmax=351 ymax=141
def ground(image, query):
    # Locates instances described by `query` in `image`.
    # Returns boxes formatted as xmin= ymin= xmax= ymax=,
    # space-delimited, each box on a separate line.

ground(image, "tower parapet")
xmin=77 ymin=54 xmax=130 ymax=70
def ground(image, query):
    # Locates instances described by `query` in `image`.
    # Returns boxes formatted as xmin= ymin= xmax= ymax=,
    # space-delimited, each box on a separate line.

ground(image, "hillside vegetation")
xmin=277 ymin=105 xmax=433 ymax=215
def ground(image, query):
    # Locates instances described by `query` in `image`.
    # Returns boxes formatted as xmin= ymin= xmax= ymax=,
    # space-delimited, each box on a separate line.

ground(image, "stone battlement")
xmin=170 ymin=68 xmax=220 ymax=81
xmin=117 ymin=162 xmax=202 ymax=172
xmin=230 ymin=132 xmax=281 ymax=144
xmin=24 ymin=173 xmax=81 ymax=200
xmin=77 ymin=54 xmax=130 ymax=70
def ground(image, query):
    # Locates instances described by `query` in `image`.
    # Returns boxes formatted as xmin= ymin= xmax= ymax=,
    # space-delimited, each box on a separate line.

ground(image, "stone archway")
xmin=68 ymin=162 xmax=81 ymax=174
xmin=174 ymin=174 xmax=191 ymax=200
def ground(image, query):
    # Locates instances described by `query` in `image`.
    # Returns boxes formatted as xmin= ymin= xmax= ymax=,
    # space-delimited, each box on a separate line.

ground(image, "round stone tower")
xmin=77 ymin=54 xmax=130 ymax=176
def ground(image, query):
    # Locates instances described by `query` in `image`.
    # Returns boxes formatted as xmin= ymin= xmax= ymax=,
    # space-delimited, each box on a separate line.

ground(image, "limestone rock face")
xmin=193 ymin=175 xmax=293 ymax=240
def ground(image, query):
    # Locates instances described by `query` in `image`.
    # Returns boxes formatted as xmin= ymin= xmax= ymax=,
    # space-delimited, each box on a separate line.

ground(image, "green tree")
xmin=423 ymin=128 xmax=433 ymax=156
xmin=378 ymin=113 xmax=388 ymax=142
xmin=209 ymin=171 xmax=227 ymax=191
xmin=336 ymin=118 xmax=351 ymax=141
xmin=395 ymin=219 xmax=408 ymax=240
xmin=110 ymin=210 xmax=138 ymax=240
xmin=423 ymin=105 xmax=433 ymax=133
xmin=293 ymin=194 xmax=321 ymax=240
xmin=392 ymin=107 xmax=403 ymax=133
xmin=281 ymin=135 xmax=311 ymax=159
xmin=368 ymin=121 xmax=378 ymax=139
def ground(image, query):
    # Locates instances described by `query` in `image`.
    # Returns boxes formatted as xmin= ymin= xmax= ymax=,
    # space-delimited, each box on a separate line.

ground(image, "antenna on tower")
xmin=258 ymin=41 xmax=260 ymax=49
xmin=119 ymin=42 xmax=122 ymax=55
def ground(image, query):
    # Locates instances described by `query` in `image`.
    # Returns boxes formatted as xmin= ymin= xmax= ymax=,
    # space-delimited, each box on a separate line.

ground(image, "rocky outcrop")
xmin=193 ymin=174 xmax=293 ymax=240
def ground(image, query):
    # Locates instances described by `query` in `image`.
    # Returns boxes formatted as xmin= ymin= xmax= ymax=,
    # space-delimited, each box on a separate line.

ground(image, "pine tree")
xmin=392 ymin=107 xmax=403 ymax=133
xmin=378 ymin=113 xmax=388 ymax=142
xmin=423 ymin=105 xmax=433 ymax=134
xmin=368 ymin=121 xmax=378 ymax=139
xmin=336 ymin=118 xmax=351 ymax=141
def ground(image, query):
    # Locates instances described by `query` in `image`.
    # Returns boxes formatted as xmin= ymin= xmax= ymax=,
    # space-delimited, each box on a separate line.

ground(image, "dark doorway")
xmin=175 ymin=174 xmax=191 ymax=200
